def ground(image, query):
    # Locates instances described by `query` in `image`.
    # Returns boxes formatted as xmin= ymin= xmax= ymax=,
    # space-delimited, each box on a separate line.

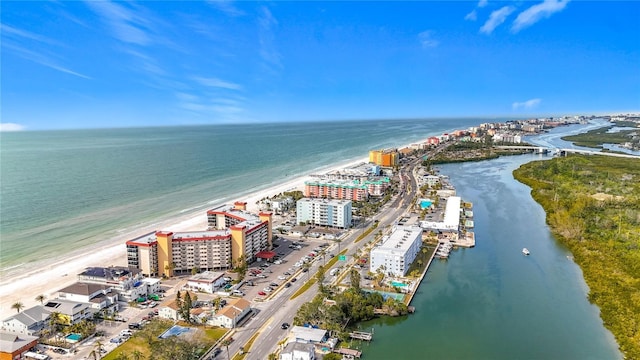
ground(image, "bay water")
xmin=356 ymin=124 xmax=622 ymax=359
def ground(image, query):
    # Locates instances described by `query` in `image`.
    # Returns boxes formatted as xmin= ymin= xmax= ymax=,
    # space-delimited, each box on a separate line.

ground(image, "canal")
xmin=355 ymin=125 xmax=622 ymax=359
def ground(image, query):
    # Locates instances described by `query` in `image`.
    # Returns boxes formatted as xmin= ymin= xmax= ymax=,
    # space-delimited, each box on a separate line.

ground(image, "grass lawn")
xmin=103 ymin=320 xmax=227 ymax=360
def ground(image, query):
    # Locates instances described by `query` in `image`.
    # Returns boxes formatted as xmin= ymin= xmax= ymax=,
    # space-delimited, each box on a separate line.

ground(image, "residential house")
xmin=0 ymin=331 xmax=38 ymax=360
xmin=208 ymin=298 xmax=251 ymax=328
xmin=279 ymin=341 xmax=315 ymax=360
xmin=0 ymin=306 xmax=51 ymax=336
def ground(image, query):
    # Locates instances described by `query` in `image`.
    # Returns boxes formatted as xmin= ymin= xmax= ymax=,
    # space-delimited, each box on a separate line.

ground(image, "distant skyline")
xmin=1 ymin=1 xmax=639 ymax=131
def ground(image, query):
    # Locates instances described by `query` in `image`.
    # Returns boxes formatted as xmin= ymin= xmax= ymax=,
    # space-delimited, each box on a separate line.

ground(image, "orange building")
xmin=368 ymin=149 xmax=398 ymax=167
xmin=127 ymin=202 xmax=272 ymax=277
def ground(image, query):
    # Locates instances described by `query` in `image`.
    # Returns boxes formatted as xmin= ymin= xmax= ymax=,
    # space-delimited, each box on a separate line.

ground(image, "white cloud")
xmin=512 ymin=98 xmax=542 ymax=110
xmin=480 ymin=6 xmax=515 ymax=34
xmin=512 ymin=0 xmax=570 ymax=33
xmin=418 ymin=30 xmax=439 ymax=48
xmin=465 ymin=10 xmax=477 ymax=21
xmin=193 ymin=77 xmax=242 ymax=90
xmin=84 ymin=1 xmax=150 ymax=45
xmin=0 ymin=123 xmax=26 ymax=132
xmin=258 ymin=6 xmax=282 ymax=70
xmin=2 ymin=41 xmax=91 ymax=79
xmin=207 ymin=0 xmax=244 ymax=17
xmin=478 ymin=0 xmax=489 ymax=8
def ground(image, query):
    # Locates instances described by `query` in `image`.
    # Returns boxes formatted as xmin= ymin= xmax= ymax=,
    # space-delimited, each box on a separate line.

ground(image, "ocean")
xmin=0 ymin=117 xmax=482 ymax=276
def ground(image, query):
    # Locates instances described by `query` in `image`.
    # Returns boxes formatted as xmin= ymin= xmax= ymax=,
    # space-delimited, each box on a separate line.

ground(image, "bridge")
xmin=494 ymin=145 xmax=640 ymax=159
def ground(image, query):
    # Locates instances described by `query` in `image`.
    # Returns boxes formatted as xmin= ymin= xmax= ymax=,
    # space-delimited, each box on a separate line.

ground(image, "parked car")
xmin=277 ymin=275 xmax=287 ymax=280
xmin=270 ymin=282 xmax=279 ymax=287
xmin=258 ymin=291 xmax=267 ymax=296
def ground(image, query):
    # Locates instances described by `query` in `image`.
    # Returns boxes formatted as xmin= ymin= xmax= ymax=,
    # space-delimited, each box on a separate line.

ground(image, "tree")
xmin=131 ymin=350 xmax=145 ymax=360
xmin=11 ymin=301 xmax=24 ymax=313
xmin=350 ymin=269 xmax=361 ymax=292
xmin=191 ymin=266 xmax=200 ymax=276
xmin=35 ymin=294 xmax=46 ymax=304
xmin=181 ymin=292 xmax=193 ymax=323
xmin=234 ymin=256 xmax=248 ymax=281
xmin=316 ymin=265 xmax=326 ymax=294
xmin=302 ymin=262 xmax=311 ymax=281
xmin=164 ymin=262 xmax=176 ymax=278
xmin=221 ymin=338 xmax=233 ymax=360
xmin=323 ymin=353 xmax=343 ymax=360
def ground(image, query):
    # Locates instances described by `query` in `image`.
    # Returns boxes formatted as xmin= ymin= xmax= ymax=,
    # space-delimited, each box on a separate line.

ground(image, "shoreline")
xmin=0 ymin=154 xmax=375 ymax=319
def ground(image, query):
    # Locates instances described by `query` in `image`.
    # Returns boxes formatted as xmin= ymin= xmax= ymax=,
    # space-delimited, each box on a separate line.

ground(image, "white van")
xmin=329 ymin=268 xmax=339 ymax=276
xmin=231 ymin=290 xmax=245 ymax=296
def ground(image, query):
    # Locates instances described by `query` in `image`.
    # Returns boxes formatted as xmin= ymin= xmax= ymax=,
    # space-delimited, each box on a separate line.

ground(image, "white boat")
xmin=522 ymin=248 xmax=530 ymax=256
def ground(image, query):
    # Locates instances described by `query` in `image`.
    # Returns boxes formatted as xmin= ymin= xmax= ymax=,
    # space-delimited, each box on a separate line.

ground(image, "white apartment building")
xmin=420 ymin=196 xmax=461 ymax=232
xmin=370 ymin=226 xmax=423 ymax=277
xmin=296 ymin=198 xmax=352 ymax=229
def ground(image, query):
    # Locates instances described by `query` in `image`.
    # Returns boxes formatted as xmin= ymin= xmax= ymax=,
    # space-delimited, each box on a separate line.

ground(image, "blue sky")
xmin=1 ymin=1 xmax=639 ymax=130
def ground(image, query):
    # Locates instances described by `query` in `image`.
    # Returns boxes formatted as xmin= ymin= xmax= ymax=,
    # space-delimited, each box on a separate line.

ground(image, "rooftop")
xmin=187 ymin=271 xmax=225 ymax=283
xmin=373 ymin=226 xmax=422 ymax=254
xmin=291 ymin=325 xmax=327 ymax=343
xmin=0 ymin=331 xmax=38 ymax=353
xmin=58 ymin=282 xmax=111 ymax=296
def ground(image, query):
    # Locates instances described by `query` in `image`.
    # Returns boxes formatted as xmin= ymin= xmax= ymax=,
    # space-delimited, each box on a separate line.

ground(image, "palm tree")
xmin=131 ymin=350 xmax=144 ymax=360
xmin=221 ymin=338 xmax=232 ymax=360
xmin=11 ymin=301 xmax=24 ymax=313
xmin=93 ymin=340 xmax=105 ymax=359
xmin=35 ymin=294 xmax=46 ymax=304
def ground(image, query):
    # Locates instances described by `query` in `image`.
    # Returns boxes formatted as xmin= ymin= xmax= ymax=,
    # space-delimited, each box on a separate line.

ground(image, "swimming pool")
xmin=391 ymin=281 xmax=407 ymax=287
xmin=65 ymin=333 xmax=81 ymax=342
xmin=159 ymin=325 xmax=193 ymax=339
xmin=419 ymin=199 xmax=432 ymax=209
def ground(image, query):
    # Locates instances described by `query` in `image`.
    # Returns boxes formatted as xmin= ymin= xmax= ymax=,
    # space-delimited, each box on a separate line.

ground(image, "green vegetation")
xmin=561 ymin=125 xmax=639 ymax=149
xmin=103 ymin=319 xmax=225 ymax=360
xmin=513 ymin=155 xmax=640 ymax=359
xmin=426 ymin=139 xmax=531 ymax=165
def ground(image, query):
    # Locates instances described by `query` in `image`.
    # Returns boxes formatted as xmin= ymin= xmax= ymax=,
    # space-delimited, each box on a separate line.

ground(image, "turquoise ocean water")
xmin=0 ymin=118 xmax=482 ymax=276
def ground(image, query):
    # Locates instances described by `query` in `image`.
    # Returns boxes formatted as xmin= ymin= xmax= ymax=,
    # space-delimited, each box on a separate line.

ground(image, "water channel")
xmin=357 ymin=124 xmax=622 ymax=359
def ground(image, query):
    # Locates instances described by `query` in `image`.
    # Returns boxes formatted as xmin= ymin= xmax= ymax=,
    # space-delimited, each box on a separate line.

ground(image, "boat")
xmin=522 ymin=248 xmax=530 ymax=256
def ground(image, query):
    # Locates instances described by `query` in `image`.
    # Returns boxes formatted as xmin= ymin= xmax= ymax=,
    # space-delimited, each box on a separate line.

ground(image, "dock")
xmin=349 ymin=331 xmax=373 ymax=341
xmin=334 ymin=348 xmax=362 ymax=358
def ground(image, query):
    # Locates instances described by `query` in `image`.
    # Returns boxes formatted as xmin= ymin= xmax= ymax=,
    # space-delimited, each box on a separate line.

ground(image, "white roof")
xmin=373 ymin=226 xmax=422 ymax=254
xmin=420 ymin=196 xmax=460 ymax=231
xmin=291 ymin=325 xmax=327 ymax=343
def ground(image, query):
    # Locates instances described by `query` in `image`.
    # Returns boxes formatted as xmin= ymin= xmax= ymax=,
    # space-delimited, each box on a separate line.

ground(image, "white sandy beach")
xmin=0 ymin=155 xmax=373 ymax=320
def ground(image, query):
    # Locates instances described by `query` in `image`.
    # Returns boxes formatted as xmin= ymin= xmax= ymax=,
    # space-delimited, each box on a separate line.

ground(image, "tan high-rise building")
xmin=369 ymin=149 xmax=398 ymax=167
xmin=126 ymin=203 xmax=272 ymax=277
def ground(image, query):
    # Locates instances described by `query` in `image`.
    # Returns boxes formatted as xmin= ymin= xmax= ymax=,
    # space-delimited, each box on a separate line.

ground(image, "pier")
xmin=349 ymin=331 xmax=373 ymax=341
xmin=334 ymin=348 xmax=363 ymax=358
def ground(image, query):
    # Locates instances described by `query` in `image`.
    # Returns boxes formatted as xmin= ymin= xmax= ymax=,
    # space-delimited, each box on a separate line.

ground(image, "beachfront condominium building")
xmin=370 ymin=226 xmax=423 ymax=277
xmin=126 ymin=202 xmax=272 ymax=277
xmin=369 ymin=149 xmax=398 ymax=168
xmin=296 ymin=198 xmax=352 ymax=229
xmin=304 ymin=177 xmax=391 ymax=201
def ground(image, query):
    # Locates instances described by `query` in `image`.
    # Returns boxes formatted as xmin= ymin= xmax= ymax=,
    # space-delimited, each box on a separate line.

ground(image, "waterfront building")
xmin=41 ymin=299 xmax=92 ymax=325
xmin=290 ymin=326 xmax=328 ymax=345
xmin=126 ymin=202 xmax=272 ymax=277
xmin=304 ymin=179 xmax=368 ymax=201
xmin=185 ymin=271 xmax=226 ymax=294
xmin=56 ymin=282 xmax=118 ymax=313
xmin=0 ymin=332 xmax=38 ymax=360
xmin=279 ymin=342 xmax=316 ymax=360
xmin=369 ymin=149 xmax=398 ymax=167
xmin=296 ymin=198 xmax=352 ymax=229
xmin=420 ymin=196 xmax=461 ymax=233
xmin=370 ymin=226 xmax=423 ymax=277
xmin=77 ymin=266 xmax=150 ymax=302
xmin=0 ymin=307 xmax=50 ymax=336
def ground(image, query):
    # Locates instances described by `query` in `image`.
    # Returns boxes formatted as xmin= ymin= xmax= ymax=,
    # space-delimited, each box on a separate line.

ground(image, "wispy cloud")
xmin=512 ymin=0 xmax=570 ymax=33
xmin=418 ymin=30 xmax=439 ymax=48
xmin=207 ymin=0 xmax=244 ymax=17
xmin=513 ymin=98 xmax=542 ymax=110
xmin=480 ymin=6 xmax=515 ymax=34
xmin=0 ymin=123 xmax=26 ymax=132
xmin=465 ymin=0 xmax=488 ymax=21
xmin=1 ymin=25 xmax=91 ymax=79
xmin=85 ymin=1 xmax=151 ymax=45
xmin=257 ymin=6 xmax=282 ymax=71
xmin=465 ymin=10 xmax=477 ymax=21
xmin=192 ymin=77 xmax=242 ymax=90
